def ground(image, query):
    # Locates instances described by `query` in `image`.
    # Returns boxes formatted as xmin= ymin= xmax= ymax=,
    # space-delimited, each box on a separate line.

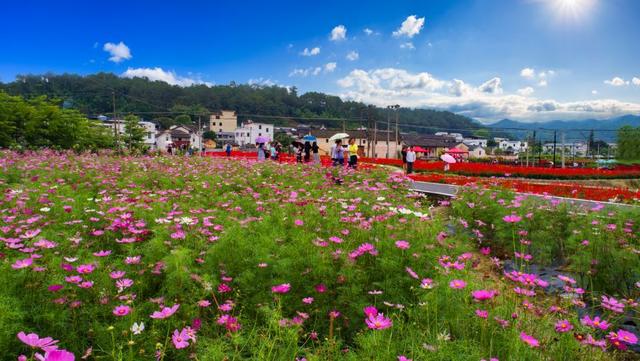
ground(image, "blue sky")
xmin=2 ymin=0 xmax=640 ymax=122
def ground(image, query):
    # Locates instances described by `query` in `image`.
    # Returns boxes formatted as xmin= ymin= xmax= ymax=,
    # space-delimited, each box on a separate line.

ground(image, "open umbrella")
xmin=413 ymin=146 xmax=428 ymax=153
xmin=255 ymin=136 xmax=269 ymax=144
xmin=302 ymin=135 xmax=317 ymax=142
xmin=328 ymin=133 xmax=349 ymax=142
xmin=440 ymin=154 xmax=457 ymax=164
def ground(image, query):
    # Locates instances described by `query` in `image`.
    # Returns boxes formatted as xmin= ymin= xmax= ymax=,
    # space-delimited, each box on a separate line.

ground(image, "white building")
xmin=498 ymin=140 xmax=528 ymax=154
xmin=463 ymin=138 xmax=488 ymax=147
xmin=156 ymin=125 xmax=202 ymax=152
xmin=542 ymin=142 xmax=588 ymax=156
xmin=435 ymin=132 xmax=464 ymax=142
xmin=234 ymin=121 xmax=274 ymax=146
xmin=101 ymin=119 xmax=157 ymax=150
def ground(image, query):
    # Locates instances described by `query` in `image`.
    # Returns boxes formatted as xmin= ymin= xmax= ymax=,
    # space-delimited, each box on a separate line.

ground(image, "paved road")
xmin=410 ymin=181 xmax=638 ymax=209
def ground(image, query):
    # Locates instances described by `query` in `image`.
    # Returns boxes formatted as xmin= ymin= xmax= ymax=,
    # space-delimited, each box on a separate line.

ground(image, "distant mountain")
xmin=487 ymin=115 xmax=640 ymax=143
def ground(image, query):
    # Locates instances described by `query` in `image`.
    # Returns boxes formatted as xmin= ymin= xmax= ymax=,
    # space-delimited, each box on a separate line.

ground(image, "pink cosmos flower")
xmin=92 ymin=250 xmax=111 ymax=257
xmin=198 ymin=300 xmax=211 ymax=307
xmin=75 ymin=264 xmax=95 ymax=274
xmin=172 ymin=328 xmax=190 ymax=349
xmin=113 ymin=305 xmax=131 ymax=317
xmin=609 ymin=329 xmax=638 ymax=345
xmin=17 ymin=332 xmax=59 ymax=351
xmin=405 ymin=267 xmax=419 ymax=280
xmin=601 ymin=296 xmax=624 ymax=313
xmin=449 ymin=279 xmax=467 ymax=289
xmin=294 ymin=219 xmax=304 ymax=226
xmin=12 ymin=258 xmax=33 ymax=269
xmin=271 ymin=283 xmax=291 ymax=294
xmin=363 ymin=306 xmax=378 ymax=317
xmin=302 ymin=297 xmax=314 ymax=304
xmin=503 ymin=214 xmax=522 ymax=223
xmin=150 ymin=304 xmax=180 ymax=319
xmin=35 ymin=349 xmax=75 ymax=361
xmin=315 ymin=284 xmax=327 ymax=293
xmin=554 ymin=319 xmax=573 ymax=333
xmin=365 ymin=313 xmax=393 ymax=330
xmin=480 ymin=247 xmax=491 ymax=255
xmin=398 ymin=356 xmax=412 ymax=361
xmin=109 ymin=271 xmax=125 ymax=279
xmin=580 ymin=315 xmax=610 ymax=330
xmin=329 ymin=310 xmax=341 ymax=319
xmin=520 ymin=332 xmax=539 ymax=347
xmin=471 ymin=290 xmax=497 ymax=301
xmin=475 ymin=309 xmax=488 ymax=319
xmin=395 ymin=240 xmax=410 ymax=250
xmin=420 ymin=278 xmax=434 ymax=289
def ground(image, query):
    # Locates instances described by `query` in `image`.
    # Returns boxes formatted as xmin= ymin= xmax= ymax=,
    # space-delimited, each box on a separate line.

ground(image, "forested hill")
xmin=0 ymin=73 xmax=484 ymax=134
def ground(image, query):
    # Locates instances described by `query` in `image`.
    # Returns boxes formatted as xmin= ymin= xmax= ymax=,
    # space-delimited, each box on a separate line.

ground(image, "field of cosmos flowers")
xmin=0 ymin=150 xmax=638 ymax=361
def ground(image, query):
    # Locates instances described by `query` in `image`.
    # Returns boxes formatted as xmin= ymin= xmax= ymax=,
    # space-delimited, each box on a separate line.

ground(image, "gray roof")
xmin=402 ymin=134 xmax=458 ymax=148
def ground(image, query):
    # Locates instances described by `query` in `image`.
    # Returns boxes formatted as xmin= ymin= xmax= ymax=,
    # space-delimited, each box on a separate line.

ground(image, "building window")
xmin=266 ymin=128 xmax=269 ymax=132
xmin=219 ymin=122 xmax=222 ymax=126
xmin=258 ymin=125 xmax=262 ymax=129
xmin=258 ymin=133 xmax=262 ymax=137
xmin=219 ymin=129 xmax=222 ymax=133
xmin=216 ymin=115 xmax=220 ymax=119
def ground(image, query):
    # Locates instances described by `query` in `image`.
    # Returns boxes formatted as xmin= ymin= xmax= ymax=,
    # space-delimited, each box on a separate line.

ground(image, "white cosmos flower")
xmin=40 ymin=207 xmax=50 ymax=212
xmin=131 ymin=322 xmax=145 ymax=335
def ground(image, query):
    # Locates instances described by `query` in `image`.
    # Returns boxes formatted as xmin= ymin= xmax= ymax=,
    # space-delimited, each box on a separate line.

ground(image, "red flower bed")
xmin=408 ymin=173 xmax=640 ymax=202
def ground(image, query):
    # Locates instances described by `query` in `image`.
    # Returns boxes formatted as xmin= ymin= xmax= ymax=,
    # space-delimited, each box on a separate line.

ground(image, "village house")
xmin=468 ymin=145 xmax=487 ymax=159
xmin=542 ymin=142 xmax=588 ymax=156
xmin=101 ymin=118 xmax=157 ymax=150
xmin=209 ymin=110 xmax=237 ymax=145
xmin=156 ymin=125 xmax=202 ymax=152
xmin=498 ymin=139 xmax=528 ymax=154
xmin=463 ymin=137 xmax=488 ymax=148
xmin=234 ymin=120 xmax=274 ymax=146
xmin=402 ymin=134 xmax=458 ymax=159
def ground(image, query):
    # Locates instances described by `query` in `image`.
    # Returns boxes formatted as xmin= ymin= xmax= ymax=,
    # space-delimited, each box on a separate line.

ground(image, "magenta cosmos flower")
xmin=113 ymin=305 xmax=131 ymax=317
xmin=172 ymin=328 xmax=190 ymax=349
xmin=503 ymin=214 xmax=522 ymax=223
xmin=449 ymin=279 xmax=467 ymax=289
xmin=12 ymin=257 xmax=33 ymax=269
xmin=471 ymin=289 xmax=497 ymax=301
xmin=554 ymin=319 xmax=573 ymax=333
xmin=271 ymin=283 xmax=291 ymax=294
xmin=395 ymin=240 xmax=410 ymax=250
xmin=36 ymin=349 xmax=75 ymax=361
xmin=365 ymin=313 xmax=393 ymax=330
xmin=17 ymin=332 xmax=59 ymax=351
xmin=150 ymin=304 xmax=180 ymax=319
xmin=520 ymin=332 xmax=539 ymax=347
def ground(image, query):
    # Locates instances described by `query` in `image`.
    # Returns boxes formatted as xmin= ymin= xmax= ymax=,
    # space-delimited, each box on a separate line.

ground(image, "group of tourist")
xmin=330 ymin=138 xmax=359 ymax=169
xmin=256 ymin=141 xmax=284 ymax=161
xmin=293 ymin=141 xmax=321 ymax=164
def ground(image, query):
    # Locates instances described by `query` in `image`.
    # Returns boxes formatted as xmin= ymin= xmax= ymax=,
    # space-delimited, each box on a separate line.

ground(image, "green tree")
xmin=203 ymin=130 xmax=217 ymax=141
xmin=617 ymin=126 xmax=640 ymax=161
xmin=275 ymin=132 xmax=294 ymax=148
xmin=154 ymin=116 xmax=175 ymax=130
xmin=174 ymin=114 xmax=192 ymax=125
xmin=123 ymin=114 xmax=146 ymax=151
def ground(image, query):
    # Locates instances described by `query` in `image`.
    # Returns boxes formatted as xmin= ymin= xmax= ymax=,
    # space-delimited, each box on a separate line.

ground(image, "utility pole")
xmin=552 ymin=130 xmax=557 ymax=168
xmin=386 ymin=106 xmax=391 ymax=158
xmin=112 ymin=91 xmax=119 ymax=149
xmin=198 ymin=114 xmax=202 ymax=155
xmin=561 ymin=132 xmax=565 ymax=168
xmin=394 ymin=104 xmax=399 ymax=159
xmin=373 ymin=112 xmax=378 ymax=158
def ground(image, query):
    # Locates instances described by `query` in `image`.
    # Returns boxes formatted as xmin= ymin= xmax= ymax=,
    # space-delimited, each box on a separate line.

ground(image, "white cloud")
xmin=520 ymin=68 xmax=535 ymax=79
xmin=537 ymin=79 xmax=548 ymax=87
xmin=393 ymin=15 xmax=425 ymax=38
xmin=103 ymin=42 xmax=132 ymax=63
xmin=330 ymin=25 xmax=347 ymax=41
xmin=517 ymin=87 xmax=535 ymax=96
xmin=591 ymin=90 xmax=598 ymax=95
xmin=604 ymin=77 xmax=627 ymax=86
xmin=336 ymin=67 xmax=640 ymax=122
xmin=324 ymin=62 xmax=337 ymax=73
xmin=121 ymin=67 xmax=212 ymax=87
xmin=399 ymin=42 xmax=415 ymax=50
xmin=364 ymin=28 xmax=374 ymax=35
xmin=346 ymin=51 xmax=359 ymax=61
xmin=300 ymin=47 xmax=320 ymax=56
xmin=478 ymin=77 xmax=503 ymax=94
xmin=632 ymin=77 xmax=640 ymax=86
xmin=248 ymin=77 xmax=276 ymax=87
xmin=289 ymin=67 xmax=324 ymax=77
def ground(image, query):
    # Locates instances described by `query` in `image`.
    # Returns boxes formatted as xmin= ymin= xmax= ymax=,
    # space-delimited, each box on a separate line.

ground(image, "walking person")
xmin=332 ymin=139 xmax=344 ymax=166
xmin=270 ymin=142 xmax=277 ymax=161
xmin=304 ymin=141 xmax=311 ymax=163
xmin=312 ymin=141 xmax=320 ymax=164
xmin=295 ymin=144 xmax=303 ymax=163
xmin=257 ymin=142 xmax=265 ymax=161
xmin=405 ymin=146 xmax=416 ymax=174
xmin=401 ymin=146 xmax=408 ymax=171
xmin=348 ymin=138 xmax=358 ymax=169
xmin=225 ymin=143 xmax=231 ymax=157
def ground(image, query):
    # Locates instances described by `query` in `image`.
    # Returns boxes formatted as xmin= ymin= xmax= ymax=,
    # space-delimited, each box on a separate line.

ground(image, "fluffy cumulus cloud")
xmin=346 ymin=51 xmax=359 ymax=61
xmin=393 ymin=15 xmax=425 ymax=38
xmin=324 ymin=62 xmax=337 ymax=73
xmin=517 ymin=87 xmax=535 ymax=96
xmin=289 ymin=66 xmax=325 ymax=77
xmin=632 ymin=77 xmax=640 ymax=86
xmin=330 ymin=25 xmax=347 ymax=41
xmin=520 ymin=68 xmax=535 ymax=79
xmin=336 ymin=67 xmax=640 ymax=122
xmin=364 ymin=28 xmax=374 ymax=35
xmin=520 ymin=67 xmax=554 ymax=87
xmin=121 ymin=67 xmax=212 ymax=87
xmin=300 ymin=47 xmax=320 ymax=56
xmin=103 ymin=42 xmax=132 ymax=63
xmin=604 ymin=76 xmax=627 ymax=86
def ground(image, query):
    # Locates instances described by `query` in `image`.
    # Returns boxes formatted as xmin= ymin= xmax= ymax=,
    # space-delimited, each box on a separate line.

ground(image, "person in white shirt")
xmin=405 ymin=146 xmax=416 ymax=174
